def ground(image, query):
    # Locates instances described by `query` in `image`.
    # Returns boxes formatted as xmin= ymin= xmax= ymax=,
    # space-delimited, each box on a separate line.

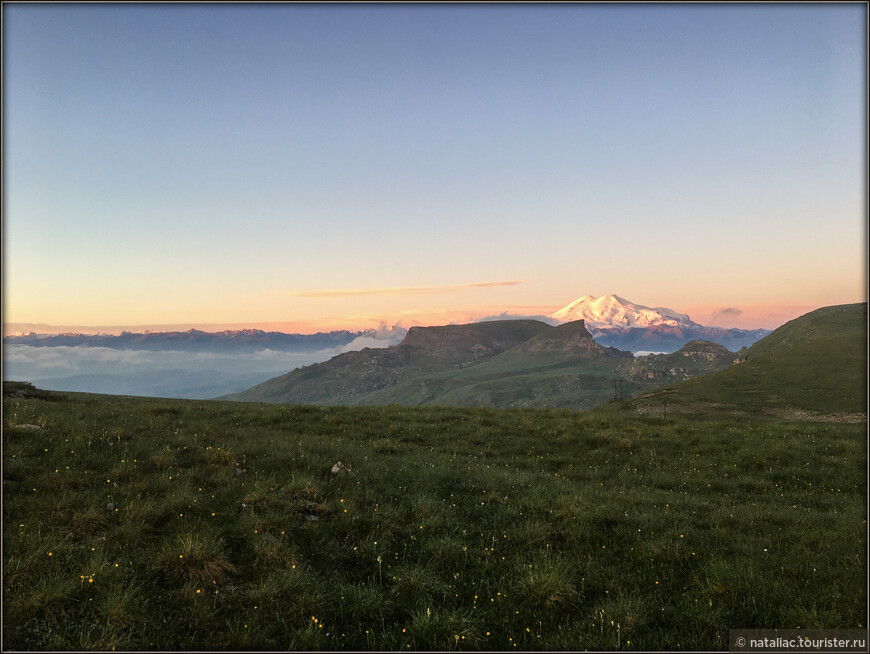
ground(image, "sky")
xmin=3 ymin=3 xmax=867 ymax=334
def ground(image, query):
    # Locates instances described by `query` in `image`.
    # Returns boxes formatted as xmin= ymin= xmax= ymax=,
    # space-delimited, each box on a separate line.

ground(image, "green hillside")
xmin=351 ymin=321 xmax=630 ymax=409
xmin=226 ymin=320 xmax=551 ymax=404
xmin=3 ymin=383 xmax=865 ymax=650
xmin=629 ymin=303 xmax=868 ymax=418
xmin=225 ymin=320 xmax=736 ymax=409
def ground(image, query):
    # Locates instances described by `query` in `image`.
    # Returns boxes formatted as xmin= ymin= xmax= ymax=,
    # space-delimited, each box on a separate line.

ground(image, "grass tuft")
xmin=154 ymin=532 xmax=236 ymax=584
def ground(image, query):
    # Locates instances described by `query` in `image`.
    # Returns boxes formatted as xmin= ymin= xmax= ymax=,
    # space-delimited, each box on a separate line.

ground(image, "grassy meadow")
xmin=630 ymin=304 xmax=868 ymax=421
xmin=3 ymin=383 xmax=866 ymax=650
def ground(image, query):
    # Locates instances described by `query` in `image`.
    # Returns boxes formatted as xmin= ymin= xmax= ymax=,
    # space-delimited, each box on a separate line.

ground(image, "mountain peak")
xmin=550 ymin=294 xmax=695 ymax=329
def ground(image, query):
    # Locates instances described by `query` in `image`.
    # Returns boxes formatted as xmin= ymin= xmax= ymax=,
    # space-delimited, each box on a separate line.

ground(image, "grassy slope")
xmin=3 ymin=384 xmax=865 ymax=650
xmin=629 ymin=303 xmax=868 ymax=417
xmin=226 ymin=320 xmax=551 ymax=404
xmin=354 ymin=321 xmax=629 ymax=409
xmin=229 ymin=320 xmax=736 ymax=410
xmin=331 ymin=334 xmax=735 ymax=410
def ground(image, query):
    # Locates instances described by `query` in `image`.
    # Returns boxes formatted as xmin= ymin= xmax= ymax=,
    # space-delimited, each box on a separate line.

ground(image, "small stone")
xmin=11 ymin=424 xmax=42 ymax=432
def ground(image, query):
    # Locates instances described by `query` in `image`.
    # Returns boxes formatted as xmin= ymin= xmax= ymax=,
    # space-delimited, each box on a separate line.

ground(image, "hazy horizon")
xmin=3 ymin=3 xmax=867 ymax=335
xmin=2 ymin=298 xmax=831 ymax=338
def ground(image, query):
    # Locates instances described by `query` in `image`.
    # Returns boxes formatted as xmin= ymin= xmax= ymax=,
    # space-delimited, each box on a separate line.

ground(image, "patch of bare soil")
xmin=632 ymin=397 xmax=865 ymax=423
xmin=761 ymin=407 xmax=867 ymax=423
xmin=632 ymin=400 xmax=747 ymax=417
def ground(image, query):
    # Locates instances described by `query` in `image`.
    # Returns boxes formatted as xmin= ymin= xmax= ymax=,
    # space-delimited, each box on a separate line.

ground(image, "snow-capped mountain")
xmin=549 ymin=294 xmax=769 ymax=353
xmin=550 ymin=294 xmax=697 ymax=329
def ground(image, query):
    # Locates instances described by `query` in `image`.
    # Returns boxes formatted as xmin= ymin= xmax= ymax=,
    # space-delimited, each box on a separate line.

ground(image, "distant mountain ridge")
xmin=588 ymin=324 xmax=770 ymax=353
xmin=548 ymin=294 xmax=769 ymax=353
xmin=225 ymin=320 xmax=553 ymax=405
xmin=5 ymin=295 xmax=768 ymax=356
xmin=225 ymin=319 xmax=738 ymax=409
xmin=3 ymin=327 xmax=407 ymax=353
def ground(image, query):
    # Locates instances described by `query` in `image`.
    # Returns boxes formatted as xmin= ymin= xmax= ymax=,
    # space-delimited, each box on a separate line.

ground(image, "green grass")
xmin=3 ymin=387 xmax=866 ymax=650
xmin=630 ymin=303 xmax=867 ymax=418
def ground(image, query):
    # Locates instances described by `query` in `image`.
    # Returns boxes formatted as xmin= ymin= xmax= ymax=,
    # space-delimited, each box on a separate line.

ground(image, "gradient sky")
xmin=3 ymin=3 xmax=867 ymax=333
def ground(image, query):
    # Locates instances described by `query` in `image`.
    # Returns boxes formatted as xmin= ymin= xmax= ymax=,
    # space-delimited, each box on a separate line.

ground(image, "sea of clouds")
xmin=3 ymin=330 xmax=405 ymax=400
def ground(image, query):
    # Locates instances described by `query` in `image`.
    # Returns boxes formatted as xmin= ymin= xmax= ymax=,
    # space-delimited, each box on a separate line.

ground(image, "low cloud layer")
xmin=339 ymin=324 xmax=406 ymax=352
xmin=4 ymin=345 xmax=313 ymax=380
xmin=3 ymin=332 xmax=404 ymax=399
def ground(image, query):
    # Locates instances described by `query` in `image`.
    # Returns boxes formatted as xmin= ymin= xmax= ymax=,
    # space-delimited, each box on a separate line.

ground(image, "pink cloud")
xmin=685 ymin=304 xmax=820 ymax=330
